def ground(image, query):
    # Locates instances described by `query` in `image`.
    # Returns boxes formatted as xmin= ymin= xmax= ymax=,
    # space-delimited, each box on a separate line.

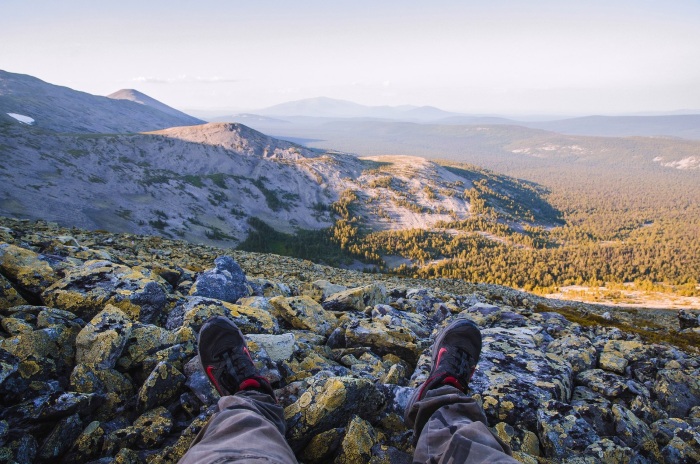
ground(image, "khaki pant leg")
xmin=178 ymin=391 xmax=298 ymax=464
xmin=408 ymin=386 xmax=519 ymax=464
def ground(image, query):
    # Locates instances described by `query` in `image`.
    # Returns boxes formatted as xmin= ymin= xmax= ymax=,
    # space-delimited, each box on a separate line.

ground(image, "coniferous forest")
xmin=240 ymin=150 xmax=700 ymax=296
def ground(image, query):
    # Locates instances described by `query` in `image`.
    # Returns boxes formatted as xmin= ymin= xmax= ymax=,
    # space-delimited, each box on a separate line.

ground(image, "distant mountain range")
xmin=203 ymin=96 xmax=700 ymax=140
xmin=253 ymin=96 xmax=460 ymax=121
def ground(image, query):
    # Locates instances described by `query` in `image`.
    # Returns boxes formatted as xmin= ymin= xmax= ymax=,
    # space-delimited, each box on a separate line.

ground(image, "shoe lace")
xmin=214 ymin=348 xmax=256 ymax=391
xmin=439 ymin=346 xmax=474 ymax=382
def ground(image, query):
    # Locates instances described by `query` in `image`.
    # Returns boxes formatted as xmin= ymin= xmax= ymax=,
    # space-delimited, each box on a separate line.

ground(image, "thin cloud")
xmin=132 ymin=76 xmax=170 ymax=84
xmin=131 ymin=75 xmax=239 ymax=84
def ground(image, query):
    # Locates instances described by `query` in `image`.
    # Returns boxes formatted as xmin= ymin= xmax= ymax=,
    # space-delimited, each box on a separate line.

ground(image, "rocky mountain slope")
xmin=0 ymin=70 xmax=203 ymax=133
xmin=0 ymin=218 xmax=698 ymax=463
xmin=0 ymin=117 xmax=555 ymax=248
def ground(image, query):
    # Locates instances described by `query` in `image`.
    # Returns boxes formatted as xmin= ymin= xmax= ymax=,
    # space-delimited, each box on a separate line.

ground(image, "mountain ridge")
xmin=0 ymin=70 xmax=203 ymax=133
xmin=107 ymin=88 xmax=201 ymax=123
xmin=203 ymin=95 xmax=700 ymax=139
xmin=256 ymin=96 xmax=460 ymax=121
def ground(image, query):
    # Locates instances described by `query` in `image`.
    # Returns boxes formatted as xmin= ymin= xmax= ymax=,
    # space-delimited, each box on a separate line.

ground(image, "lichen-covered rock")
xmin=42 ymin=260 xmax=168 ymax=322
xmin=0 ymin=434 xmax=38 ymax=464
xmin=343 ymin=351 xmax=386 ymax=379
xmin=70 ymin=364 xmax=134 ymax=420
xmin=0 ymin=420 xmax=7 ymax=447
xmin=368 ymin=445 xmax=413 ymax=464
xmin=380 ymin=362 xmax=408 ymax=385
xmin=248 ymin=277 xmax=293 ymax=298
xmin=285 ymin=349 xmax=349 ymax=383
xmin=600 ymin=339 xmax=656 ymax=377
xmin=242 ymin=338 xmax=284 ymax=386
xmin=578 ymin=438 xmax=635 ymax=464
xmin=75 ymin=305 xmax=132 ymax=369
xmin=545 ymin=334 xmax=597 ymax=375
xmin=678 ymin=309 xmax=700 ymax=330
xmin=0 ymin=321 xmax=80 ymax=399
xmin=536 ymin=400 xmax=601 ymax=460
xmin=654 ymin=367 xmax=700 ymax=418
xmin=0 ymin=349 xmax=18 ymax=390
xmin=270 ymin=295 xmax=337 ymax=336
xmin=371 ymin=304 xmax=431 ymax=338
xmin=300 ymin=428 xmax=344 ymax=464
xmin=492 ymin=421 xmax=541 ymax=457
xmin=137 ymin=361 xmax=186 ymax=411
xmin=37 ymin=306 xmax=83 ymax=329
xmin=237 ymin=296 xmax=274 ymax=312
xmin=467 ymin=326 xmax=573 ymax=429
xmin=599 ymin=352 xmax=628 ymax=374
xmin=0 ymin=272 xmax=26 ymax=309
xmin=570 ymin=386 xmax=616 ymax=437
xmin=322 ymin=284 xmax=387 ymax=312
xmin=148 ymin=412 xmax=213 ymax=464
xmin=651 ymin=417 xmax=696 ymax=447
xmin=661 ymin=431 xmax=700 ymax=464
xmin=0 ymin=391 xmax=102 ymax=430
xmin=602 ymin=339 xmax=652 ymax=363
xmin=113 ymin=447 xmax=140 ymax=463
xmin=611 ymin=404 xmax=662 ymax=462
xmin=303 ymin=280 xmax=347 ymax=302
xmin=110 ymin=407 xmax=174 ymax=449
xmin=344 ymin=318 xmax=422 ymax=364
xmin=0 ymin=314 xmax=33 ymax=335
xmin=247 ymin=333 xmax=296 ymax=362
xmin=118 ymin=323 xmax=179 ymax=369
xmin=334 ymin=416 xmax=377 ymax=464
xmin=181 ymin=296 xmax=279 ymax=334
xmin=189 ymin=255 xmax=249 ymax=303
xmin=38 ymin=413 xmax=83 ymax=460
xmin=285 ymin=376 xmax=385 ymax=451
xmin=183 ymin=356 xmax=218 ymax=405
xmin=141 ymin=339 xmax=196 ymax=375
xmin=0 ymin=242 xmax=61 ymax=297
xmin=66 ymin=420 xmax=105 ymax=462
xmin=576 ymin=369 xmax=630 ymax=399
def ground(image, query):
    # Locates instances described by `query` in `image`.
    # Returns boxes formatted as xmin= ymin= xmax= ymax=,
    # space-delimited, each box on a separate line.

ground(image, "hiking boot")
xmin=198 ymin=316 xmax=275 ymax=398
xmin=404 ymin=318 xmax=482 ymax=423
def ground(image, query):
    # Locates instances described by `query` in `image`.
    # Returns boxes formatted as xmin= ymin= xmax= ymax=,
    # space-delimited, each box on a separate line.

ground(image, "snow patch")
xmin=7 ymin=113 xmax=35 ymax=125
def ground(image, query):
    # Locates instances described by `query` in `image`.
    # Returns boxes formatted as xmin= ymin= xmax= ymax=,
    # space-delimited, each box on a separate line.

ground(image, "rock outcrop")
xmin=1 ymin=218 xmax=699 ymax=463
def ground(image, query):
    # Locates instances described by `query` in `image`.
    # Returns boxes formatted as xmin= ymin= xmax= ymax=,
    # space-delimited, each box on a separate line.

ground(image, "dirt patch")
xmin=542 ymin=285 xmax=700 ymax=310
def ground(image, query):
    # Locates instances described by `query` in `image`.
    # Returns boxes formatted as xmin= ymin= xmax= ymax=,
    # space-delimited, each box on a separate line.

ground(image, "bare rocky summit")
xmin=0 ymin=70 xmax=203 ymax=133
xmin=107 ymin=89 xmax=202 ymax=123
xmin=0 ymin=218 xmax=699 ymax=463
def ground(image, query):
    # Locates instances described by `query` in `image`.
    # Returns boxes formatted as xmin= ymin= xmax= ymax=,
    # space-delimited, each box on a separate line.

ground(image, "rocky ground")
xmin=1 ymin=217 xmax=699 ymax=463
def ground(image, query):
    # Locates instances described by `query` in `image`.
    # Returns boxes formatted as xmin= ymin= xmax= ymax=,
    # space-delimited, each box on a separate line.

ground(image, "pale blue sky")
xmin=2 ymin=0 xmax=699 ymax=115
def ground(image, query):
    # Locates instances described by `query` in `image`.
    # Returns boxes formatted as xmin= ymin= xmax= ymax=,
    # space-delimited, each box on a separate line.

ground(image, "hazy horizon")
xmin=2 ymin=0 xmax=700 ymax=115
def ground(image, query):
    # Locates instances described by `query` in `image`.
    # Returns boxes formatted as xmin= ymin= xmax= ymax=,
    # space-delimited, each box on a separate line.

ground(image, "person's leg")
xmin=178 ymin=390 xmax=297 ymax=464
xmin=178 ymin=316 xmax=298 ymax=464
xmin=405 ymin=318 xmax=518 ymax=464
xmin=407 ymin=385 xmax=517 ymax=463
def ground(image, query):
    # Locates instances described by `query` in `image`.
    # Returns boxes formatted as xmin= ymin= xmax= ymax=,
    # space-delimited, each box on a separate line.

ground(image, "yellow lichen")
xmin=18 ymin=360 xmax=41 ymax=378
xmin=299 ymin=391 xmax=313 ymax=408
